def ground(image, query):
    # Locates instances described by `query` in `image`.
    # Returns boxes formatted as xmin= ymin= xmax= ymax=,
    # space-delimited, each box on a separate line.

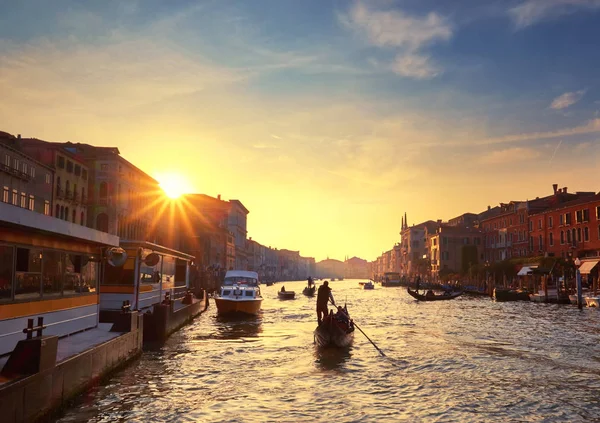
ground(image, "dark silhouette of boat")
xmin=303 ymin=285 xmax=316 ymax=296
xmin=407 ymin=287 xmax=462 ymax=301
xmin=277 ymin=288 xmax=295 ymax=300
xmin=314 ymin=306 xmax=354 ymax=348
xmin=494 ymin=287 xmax=531 ymax=302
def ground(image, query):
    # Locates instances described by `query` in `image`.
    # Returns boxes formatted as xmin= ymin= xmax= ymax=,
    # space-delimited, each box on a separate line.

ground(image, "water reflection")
xmin=314 ymin=346 xmax=352 ymax=371
xmin=212 ymin=314 xmax=263 ymax=340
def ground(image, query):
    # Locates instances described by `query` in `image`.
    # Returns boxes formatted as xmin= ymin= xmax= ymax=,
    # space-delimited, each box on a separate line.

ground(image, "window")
xmin=538 ymin=219 xmax=542 ymax=229
xmin=65 ymin=207 xmax=69 ymax=221
xmin=560 ymin=230 xmax=564 ymax=244
xmin=577 ymin=227 xmax=582 ymax=243
xmin=22 ymin=163 xmax=28 ymax=175
xmin=576 ymin=210 xmax=583 ymax=224
xmin=82 ymin=169 xmax=88 ymax=180
xmin=13 ymin=158 xmax=19 ymax=170
xmin=566 ymin=229 xmax=571 ymax=243
xmin=597 ymin=206 xmax=600 ymax=220
xmin=4 ymin=155 xmax=9 ymax=167
xmin=548 ymin=216 xmax=553 ymax=228
xmin=0 ymin=246 xmax=14 ymax=302
xmin=42 ymin=250 xmax=62 ymax=298
xmin=565 ymin=213 xmax=572 ymax=225
xmin=55 ymin=204 xmax=60 ymax=218
xmin=443 ymin=237 xmax=448 ymax=245
xmin=74 ymin=164 xmax=81 ymax=176
xmin=45 ymin=173 xmax=51 ymax=184
xmin=15 ymin=248 xmax=42 ymax=299
xmin=509 ymin=218 xmax=513 ymax=226
xmin=2 ymin=186 xmax=8 ymax=203
xmin=81 ymin=187 xmax=85 ymax=202
xmin=245 ymin=291 xmax=253 ymax=297
xmin=529 ymin=221 xmax=533 ymax=231
xmin=519 ymin=214 xmax=524 ymax=224
xmin=28 ymin=195 xmax=34 ymax=211
xmin=72 ymin=209 xmax=76 ymax=223
xmin=584 ymin=227 xmax=589 ymax=242
xmin=549 ymin=233 xmax=554 ymax=246
xmin=57 ymin=156 xmax=65 ymax=169
xmin=66 ymin=160 xmax=73 ymax=173
xmin=20 ymin=192 xmax=26 ymax=208
xmin=80 ymin=211 xmax=85 ymax=225
xmin=559 ymin=214 xmax=564 ymax=226
xmin=538 ymin=235 xmax=543 ymax=250
xmin=100 ymin=164 xmax=109 ymax=171
xmin=44 ymin=201 xmax=50 ymax=216
xmin=583 ymin=209 xmax=590 ymax=222
xmin=572 ymin=228 xmax=576 ymax=246
xmin=30 ymin=166 xmax=35 ymax=178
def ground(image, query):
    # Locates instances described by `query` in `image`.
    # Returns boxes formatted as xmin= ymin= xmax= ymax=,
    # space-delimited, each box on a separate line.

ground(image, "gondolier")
xmin=316 ymin=281 xmax=335 ymax=325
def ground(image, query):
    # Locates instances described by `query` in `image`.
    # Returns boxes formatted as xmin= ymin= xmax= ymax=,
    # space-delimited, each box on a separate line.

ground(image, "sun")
xmin=156 ymin=172 xmax=194 ymax=199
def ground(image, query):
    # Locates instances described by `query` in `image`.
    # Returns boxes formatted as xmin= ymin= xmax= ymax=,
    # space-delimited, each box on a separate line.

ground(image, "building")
xmin=427 ymin=224 xmax=484 ymax=276
xmin=180 ymin=194 xmax=232 ymax=270
xmin=344 ymin=256 xmax=369 ymax=279
xmin=399 ymin=213 xmax=437 ymax=276
xmin=0 ymin=132 xmax=53 ymax=216
xmin=316 ymin=258 xmax=345 ymax=279
xmin=448 ymin=212 xmax=478 ymax=228
xmin=228 ymin=200 xmax=249 ymax=270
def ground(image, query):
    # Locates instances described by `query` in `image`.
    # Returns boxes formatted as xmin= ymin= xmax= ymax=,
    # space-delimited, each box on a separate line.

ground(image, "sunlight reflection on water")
xmin=57 ymin=280 xmax=600 ymax=422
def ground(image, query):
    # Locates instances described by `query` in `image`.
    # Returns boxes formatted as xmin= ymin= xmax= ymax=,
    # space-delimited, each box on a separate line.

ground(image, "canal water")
xmin=57 ymin=280 xmax=600 ymax=422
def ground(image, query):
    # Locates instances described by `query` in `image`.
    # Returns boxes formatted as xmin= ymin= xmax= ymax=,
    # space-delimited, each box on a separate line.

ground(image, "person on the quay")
xmin=316 ymin=281 xmax=335 ymax=325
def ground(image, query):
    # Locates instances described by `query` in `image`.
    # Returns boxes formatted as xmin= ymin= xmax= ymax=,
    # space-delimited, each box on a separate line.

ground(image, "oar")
xmin=330 ymin=301 xmax=386 ymax=357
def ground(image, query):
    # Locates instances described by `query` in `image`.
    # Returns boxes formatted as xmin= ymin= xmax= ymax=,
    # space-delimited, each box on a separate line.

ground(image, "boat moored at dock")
xmin=214 ymin=270 xmax=263 ymax=315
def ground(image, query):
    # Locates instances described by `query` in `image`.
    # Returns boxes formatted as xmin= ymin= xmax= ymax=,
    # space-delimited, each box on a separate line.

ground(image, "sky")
xmin=1 ymin=0 xmax=599 ymax=262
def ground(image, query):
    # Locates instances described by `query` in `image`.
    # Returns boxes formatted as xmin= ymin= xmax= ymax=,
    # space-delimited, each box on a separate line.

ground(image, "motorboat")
xmin=214 ymin=270 xmax=263 ymax=315
xmin=363 ymin=281 xmax=374 ymax=290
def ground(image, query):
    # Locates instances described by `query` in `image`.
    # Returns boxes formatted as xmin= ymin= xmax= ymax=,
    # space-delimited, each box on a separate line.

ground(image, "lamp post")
xmin=575 ymin=257 xmax=583 ymax=309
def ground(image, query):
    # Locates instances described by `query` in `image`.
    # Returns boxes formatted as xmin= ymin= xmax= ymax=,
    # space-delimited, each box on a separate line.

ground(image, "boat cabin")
xmin=100 ymin=241 xmax=194 ymax=320
xmin=0 ymin=202 xmax=119 ymax=356
xmin=219 ymin=270 xmax=261 ymax=299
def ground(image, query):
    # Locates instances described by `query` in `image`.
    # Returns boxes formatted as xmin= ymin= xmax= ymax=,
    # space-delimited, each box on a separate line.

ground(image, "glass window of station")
xmin=0 ymin=244 xmax=98 ymax=303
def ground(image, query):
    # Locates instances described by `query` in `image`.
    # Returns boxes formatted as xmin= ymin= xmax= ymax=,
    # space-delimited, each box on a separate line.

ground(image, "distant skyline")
xmin=1 ymin=0 xmax=599 ymax=262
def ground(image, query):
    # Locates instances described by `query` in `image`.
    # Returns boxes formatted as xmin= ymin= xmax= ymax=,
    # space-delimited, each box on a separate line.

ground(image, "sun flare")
xmin=156 ymin=173 xmax=194 ymax=199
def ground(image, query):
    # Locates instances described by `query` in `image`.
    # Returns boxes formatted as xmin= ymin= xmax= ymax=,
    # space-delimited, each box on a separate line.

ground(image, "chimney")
xmin=563 ymin=187 xmax=567 ymax=194
xmin=487 ymin=205 xmax=491 ymax=211
xmin=552 ymin=184 xmax=558 ymax=194
xmin=217 ymin=194 xmax=221 ymax=200
xmin=17 ymin=134 xmax=21 ymax=139
xmin=437 ymin=219 xmax=442 ymax=224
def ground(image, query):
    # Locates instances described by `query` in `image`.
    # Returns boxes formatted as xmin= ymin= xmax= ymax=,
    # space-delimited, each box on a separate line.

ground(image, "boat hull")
xmin=303 ymin=286 xmax=316 ymax=296
xmin=215 ymin=298 xmax=262 ymax=315
xmin=278 ymin=291 xmax=295 ymax=300
xmin=407 ymin=287 xmax=463 ymax=301
xmin=494 ymin=288 xmax=530 ymax=302
xmin=314 ymin=321 xmax=354 ymax=348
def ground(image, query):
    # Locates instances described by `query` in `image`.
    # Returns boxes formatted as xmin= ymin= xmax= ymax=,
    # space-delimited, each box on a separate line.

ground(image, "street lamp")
xmin=575 ymin=257 xmax=583 ymax=309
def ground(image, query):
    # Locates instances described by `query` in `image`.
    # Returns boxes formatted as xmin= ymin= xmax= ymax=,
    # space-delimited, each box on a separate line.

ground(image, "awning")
xmin=579 ymin=260 xmax=600 ymax=275
xmin=518 ymin=266 xmax=534 ymax=276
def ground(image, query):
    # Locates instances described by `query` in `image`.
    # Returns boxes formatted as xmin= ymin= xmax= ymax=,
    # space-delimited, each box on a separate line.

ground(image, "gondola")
xmin=303 ymin=285 xmax=316 ymax=296
xmin=407 ymin=287 xmax=462 ymax=301
xmin=314 ymin=306 xmax=355 ymax=348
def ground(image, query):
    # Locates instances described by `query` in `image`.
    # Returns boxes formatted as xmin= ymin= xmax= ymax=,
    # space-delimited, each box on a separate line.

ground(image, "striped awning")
xmin=579 ymin=260 xmax=600 ymax=275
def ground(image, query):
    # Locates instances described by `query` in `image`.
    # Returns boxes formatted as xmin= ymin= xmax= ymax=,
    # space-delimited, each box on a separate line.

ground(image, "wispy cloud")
xmin=340 ymin=1 xmax=452 ymax=79
xmin=549 ymin=90 xmax=586 ymax=109
xmin=480 ymin=147 xmax=541 ymax=164
xmin=509 ymin=0 xmax=600 ymax=28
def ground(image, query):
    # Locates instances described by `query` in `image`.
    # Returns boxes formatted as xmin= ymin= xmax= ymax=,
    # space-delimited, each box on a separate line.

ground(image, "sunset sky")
xmin=1 ymin=0 xmax=599 ymax=261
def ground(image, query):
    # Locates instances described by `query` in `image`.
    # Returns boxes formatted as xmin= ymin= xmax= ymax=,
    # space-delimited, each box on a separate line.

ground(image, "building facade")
xmin=228 ymin=200 xmax=249 ymax=270
xmin=0 ymin=133 xmax=53 ymax=216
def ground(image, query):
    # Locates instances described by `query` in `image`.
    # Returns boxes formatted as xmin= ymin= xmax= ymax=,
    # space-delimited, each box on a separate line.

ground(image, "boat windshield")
xmin=223 ymin=276 xmax=258 ymax=286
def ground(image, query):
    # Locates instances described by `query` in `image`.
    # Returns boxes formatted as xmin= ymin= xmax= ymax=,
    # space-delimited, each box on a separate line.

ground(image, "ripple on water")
xmin=56 ymin=281 xmax=600 ymax=423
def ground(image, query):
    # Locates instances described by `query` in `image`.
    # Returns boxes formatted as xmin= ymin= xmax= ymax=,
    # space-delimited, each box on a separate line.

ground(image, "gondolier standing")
xmin=317 ymin=281 xmax=335 ymax=325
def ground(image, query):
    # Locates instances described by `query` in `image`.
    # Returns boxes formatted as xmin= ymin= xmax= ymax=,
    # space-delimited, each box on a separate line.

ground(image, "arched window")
xmin=96 ymin=213 xmax=109 ymax=232
xmin=56 ymin=176 xmax=61 ymax=196
xmin=66 ymin=180 xmax=70 ymax=196
xmin=60 ymin=205 xmax=65 ymax=220
xmin=65 ymin=207 xmax=69 ymax=221
xmin=72 ymin=209 xmax=76 ymax=223
xmin=55 ymin=204 xmax=60 ymax=217
xmin=80 ymin=211 xmax=85 ymax=226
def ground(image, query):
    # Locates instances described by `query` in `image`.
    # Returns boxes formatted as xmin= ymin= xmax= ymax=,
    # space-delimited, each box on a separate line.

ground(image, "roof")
xmin=225 ymin=270 xmax=259 ymax=279
xmin=120 ymin=240 xmax=194 ymax=260
xmin=229 ymin=199 xmax=249 ymax=214
xmin=529 ymin=192 xmax=600 ymax=216
xmin=0 ymin=202 xmax=119 ymax=247
xmin=579 ymin=259 xmax=600 ymax=275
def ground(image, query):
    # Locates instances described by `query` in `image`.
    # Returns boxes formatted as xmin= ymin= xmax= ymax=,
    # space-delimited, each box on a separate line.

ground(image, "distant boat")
xmin=381 ymin=272 xmax=401 ymax=287
xmin=407 ymin=287 xmax=462 ymax=301
xmin=363 ymin=281 xmax=374 ymax=290
xmin=494 ymin=288 xmax=530 ymax=302
xmin=314 ymin=306 xmax=354 ymax=348
xmin=278 ymin=288 xmax=295 ymax=300
xmin=303 ymin=285 xmax=316 ymax=296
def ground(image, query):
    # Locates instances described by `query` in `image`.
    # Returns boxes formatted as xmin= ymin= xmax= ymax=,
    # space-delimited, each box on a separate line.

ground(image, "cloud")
xmin=549 ymin=90 xmax=586 ymax=109
xmin=340 ymin=1 xmax=452 ymax=79
xmin=391 ymin=53 xmax=441 ymax=79
xmin=480 ymin=147 xmax=541 ymax=164
xmin=509 ymin=0 xmax=600 ymax=28
xmin=343 ymin=2 xmax=452 ymax=50
xmin=480 ymin=118 xmax=600 ymax=145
